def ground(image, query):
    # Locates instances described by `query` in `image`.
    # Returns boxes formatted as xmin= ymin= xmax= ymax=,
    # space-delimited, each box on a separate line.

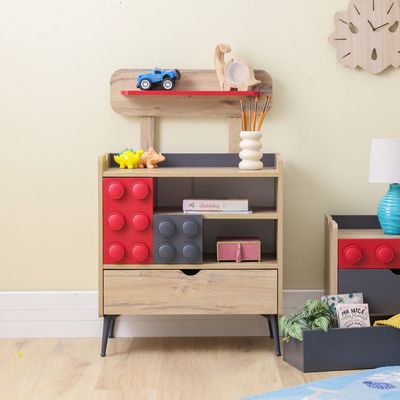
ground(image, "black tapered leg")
xmin=267 ymin=318 xmax=273 ymax=339
xmin=262 ymin=314 xmax=281 ymax=357
xmin=101 ymin=315 xmax=112 ymax=357
xmin=269 ymin=315 xmax=281 ymax=356
xmin=108 ymin=315 xmax=117 ymax=338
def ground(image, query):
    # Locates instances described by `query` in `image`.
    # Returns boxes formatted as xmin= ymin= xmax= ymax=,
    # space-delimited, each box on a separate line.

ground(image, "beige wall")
xmin=1 ymin=0 xmax=398 ymax=291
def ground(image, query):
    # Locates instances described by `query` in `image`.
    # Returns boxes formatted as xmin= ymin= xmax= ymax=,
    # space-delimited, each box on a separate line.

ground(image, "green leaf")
xmin=288 ymin=324 xmax=304 ymax=341
xmin=305 ymin=299 xmax=319 ymax=312
xmin=279 ymin=317 xmax=288 ymax=336
xmin=312 ymin=316 xmax=330 ymax=332
xmin=298 ymin=319 xmax=309 ymax=330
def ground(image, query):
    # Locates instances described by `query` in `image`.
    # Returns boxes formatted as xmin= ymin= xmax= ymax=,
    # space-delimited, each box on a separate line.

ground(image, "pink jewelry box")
xmin=216 ymin=237 xmax=261 ymax=263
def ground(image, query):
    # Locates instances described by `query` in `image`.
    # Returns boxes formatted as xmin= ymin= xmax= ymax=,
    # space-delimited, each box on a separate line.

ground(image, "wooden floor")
xmin=0 ymin=337 xmax=350 ymax=400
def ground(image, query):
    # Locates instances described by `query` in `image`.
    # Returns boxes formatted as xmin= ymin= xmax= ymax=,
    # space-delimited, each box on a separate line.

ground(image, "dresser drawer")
xmin=104 ymin=269 xmax=277 ymax=315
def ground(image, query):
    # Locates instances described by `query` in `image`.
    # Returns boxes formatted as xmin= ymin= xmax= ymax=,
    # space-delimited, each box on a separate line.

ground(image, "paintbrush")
xmin=252 ymin=96 xmax=258 ymax=131
xmin=240 ymin=99 xmax=246 ymax=130
xmin=256 ymin=96 xmax=270 ymax=131
xmin=248 ymin=99 xmax=252 ymax=130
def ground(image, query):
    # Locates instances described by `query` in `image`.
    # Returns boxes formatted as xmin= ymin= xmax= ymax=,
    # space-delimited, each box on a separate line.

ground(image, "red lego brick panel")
xmin=103 ymin=178 xmax=153 ymax=264
xmin=338 ymin=239 xmax=400 ymax=269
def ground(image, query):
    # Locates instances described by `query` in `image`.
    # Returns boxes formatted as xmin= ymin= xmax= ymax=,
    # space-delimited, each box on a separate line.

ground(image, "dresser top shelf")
xmin=101 ymin=153 xmax=282 ymax=178
xmin=103 ymin=166 xmax=279 ymax=178
xmin=338 ymin=229 xmax=400 ymax=239
xmin=330 ymin=215 xmax=396 ymax=239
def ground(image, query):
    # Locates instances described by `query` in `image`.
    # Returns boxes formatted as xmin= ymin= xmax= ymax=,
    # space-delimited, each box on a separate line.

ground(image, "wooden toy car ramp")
xmin=110 ymin=69 xmax=273 ymax=152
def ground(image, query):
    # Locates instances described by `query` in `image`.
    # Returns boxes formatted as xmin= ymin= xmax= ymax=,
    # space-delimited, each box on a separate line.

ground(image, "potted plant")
xmin=279 ymin=299 xmax=334 ymax=342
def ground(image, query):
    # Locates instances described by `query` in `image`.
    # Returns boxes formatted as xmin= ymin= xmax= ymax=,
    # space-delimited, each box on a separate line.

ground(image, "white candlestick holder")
xmin=239 ymin=131 xmax=263 ymax=170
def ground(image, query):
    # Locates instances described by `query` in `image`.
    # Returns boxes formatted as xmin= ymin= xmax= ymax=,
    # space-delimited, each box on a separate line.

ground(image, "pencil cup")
xmin=239 ymin=131 xmax=263 ymax=170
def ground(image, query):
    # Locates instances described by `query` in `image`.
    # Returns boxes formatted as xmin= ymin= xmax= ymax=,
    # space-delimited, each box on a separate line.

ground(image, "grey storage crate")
xmin=283 ymin=326 xmax=400 ymax=372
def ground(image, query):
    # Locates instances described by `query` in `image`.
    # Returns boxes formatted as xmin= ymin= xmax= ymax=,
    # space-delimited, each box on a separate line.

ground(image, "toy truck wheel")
xmin=162 ymin=78 xmax=175 ymax=90
xmin=139 ymin=79 xmax=152 ymax=90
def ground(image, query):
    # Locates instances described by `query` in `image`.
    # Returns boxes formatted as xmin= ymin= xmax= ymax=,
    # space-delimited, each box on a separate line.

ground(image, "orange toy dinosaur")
xmin=139 ymin=147 xmax=166 ymax=169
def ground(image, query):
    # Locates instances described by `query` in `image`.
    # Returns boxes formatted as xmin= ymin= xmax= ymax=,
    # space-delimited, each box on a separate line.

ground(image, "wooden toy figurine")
xmin=139 ymin=147 xmax=166 ymax=168
xmin=114 ymin=149 xmax=143 ymax=169
xmin=214 ymin=43 xmax=260 ymax=91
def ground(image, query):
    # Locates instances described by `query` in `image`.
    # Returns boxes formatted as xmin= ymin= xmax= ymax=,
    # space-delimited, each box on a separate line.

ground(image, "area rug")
xmin=243 ymin=366 xmax=400 ymax=400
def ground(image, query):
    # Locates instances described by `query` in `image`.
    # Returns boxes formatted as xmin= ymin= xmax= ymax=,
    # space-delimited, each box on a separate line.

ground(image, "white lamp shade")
xmin=369 ymin=139 xmax=400 ymax=183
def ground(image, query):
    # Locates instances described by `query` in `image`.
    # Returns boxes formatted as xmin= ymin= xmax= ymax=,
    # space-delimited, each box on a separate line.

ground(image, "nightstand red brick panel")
xmin=103 ymin=178 xmax=153 ymax=264
xmin=338 ymin=239 xmax=400 ymax=269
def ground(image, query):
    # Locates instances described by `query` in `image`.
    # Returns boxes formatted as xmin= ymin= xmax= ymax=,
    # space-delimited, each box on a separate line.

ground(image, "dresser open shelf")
xmin=153 ymin=207 xmax=279 ymax=220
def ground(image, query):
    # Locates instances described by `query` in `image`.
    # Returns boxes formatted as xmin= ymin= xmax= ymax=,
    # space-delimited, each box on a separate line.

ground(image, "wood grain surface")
xmin=325 ymin=215 xmax=338 ymax=295
xmin=102 ymin=166 xmax=280 ymax=178
xmin=276 ymin=154 xmax=284 ymax=315
xmin=0 ymin=337 xmax=351 ymax=400
xmin=228 ymin=116 xmax=242 ymax=153
xmin=338 ymin=228 xmax=400 ymax=239
xmin=102 ymin=256 xmax=278 ymax=270
xmin=140 ymin=116 xmax=155 ymax=149
xmin=110 ymin=69 xmax=272 ymax=117
xmin=104 ymin=269 xmax=277 ymax=315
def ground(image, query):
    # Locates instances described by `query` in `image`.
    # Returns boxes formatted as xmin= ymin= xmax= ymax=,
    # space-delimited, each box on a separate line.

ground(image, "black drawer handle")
xmin=180 ymin=269 xmax=201 ymax=276
xmin=390 ymin=269 xmax=400 ymax=276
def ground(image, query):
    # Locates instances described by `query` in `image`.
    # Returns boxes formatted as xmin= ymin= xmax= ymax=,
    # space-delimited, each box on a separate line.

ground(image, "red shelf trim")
xmin=120 ymin=90 xmax=262 ymax=97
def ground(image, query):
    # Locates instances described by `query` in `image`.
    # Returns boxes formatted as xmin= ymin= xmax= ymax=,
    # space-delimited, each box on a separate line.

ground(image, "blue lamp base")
xmin=377 ymin=184 xmax=400 ymax=235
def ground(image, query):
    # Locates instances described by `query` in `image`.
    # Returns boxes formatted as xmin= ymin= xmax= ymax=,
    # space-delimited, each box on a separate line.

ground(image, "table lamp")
xmin=369 ymin=138 xmax=400 ymax=234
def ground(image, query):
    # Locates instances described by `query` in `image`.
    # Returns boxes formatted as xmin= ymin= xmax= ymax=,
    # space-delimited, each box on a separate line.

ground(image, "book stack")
xmin=183 ymin=199 xmax=251 ymax=214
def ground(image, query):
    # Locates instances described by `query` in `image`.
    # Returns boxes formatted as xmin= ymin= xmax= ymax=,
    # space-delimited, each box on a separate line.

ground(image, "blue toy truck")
xmin=136 ymin=68 xmax=181 ymax=91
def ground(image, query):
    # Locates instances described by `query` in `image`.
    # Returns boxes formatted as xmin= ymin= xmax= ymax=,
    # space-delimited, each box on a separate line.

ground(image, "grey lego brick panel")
xmin=331 ymin=215 xmax=381 ymax=229
xmin=155 ymin=177 xmax=276 ymax=209
xmin=283 ymin=326 xmax=400 ymax=372
xmin=153 ymin=214 xmax=203 ymax=264
xmin=109 ymin=153 xmax=276 ymax=168
xmin=339 ymin=269 xmax=400 ymax=315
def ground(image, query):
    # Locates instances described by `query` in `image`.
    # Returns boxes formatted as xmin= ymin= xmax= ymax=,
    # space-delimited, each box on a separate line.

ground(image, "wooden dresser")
xmin=99 ymin=68 xmax=282 ymax=356
xmin=99 ymin=153 xmax=283 ymax=356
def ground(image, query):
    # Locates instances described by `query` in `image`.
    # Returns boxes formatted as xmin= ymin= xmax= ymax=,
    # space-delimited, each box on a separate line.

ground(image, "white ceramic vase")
xmin=239 ymin=131 xmax=263 ymax=170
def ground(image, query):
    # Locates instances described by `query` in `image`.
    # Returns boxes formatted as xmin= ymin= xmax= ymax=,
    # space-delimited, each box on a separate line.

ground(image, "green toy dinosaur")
xmin=114 ymin=148 xmax=144 ymax=169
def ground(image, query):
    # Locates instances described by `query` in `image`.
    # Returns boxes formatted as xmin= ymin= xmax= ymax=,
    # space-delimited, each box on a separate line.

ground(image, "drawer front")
xmin=338 ymin=239 xmax=400 ymax=269
xmin=339 ymin=269 xmax=400 ymax=315
xmin=104 ymin=269 xmax=277 ymax=315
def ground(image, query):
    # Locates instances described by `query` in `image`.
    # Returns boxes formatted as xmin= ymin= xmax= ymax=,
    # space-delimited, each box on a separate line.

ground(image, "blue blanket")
xmin=244 ymin=366 xmax=400 ymax=400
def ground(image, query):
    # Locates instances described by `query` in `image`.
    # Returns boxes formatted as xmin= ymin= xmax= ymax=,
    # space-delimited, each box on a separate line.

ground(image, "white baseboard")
xmin=0 ymin=290 xmax=324 ymax=338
